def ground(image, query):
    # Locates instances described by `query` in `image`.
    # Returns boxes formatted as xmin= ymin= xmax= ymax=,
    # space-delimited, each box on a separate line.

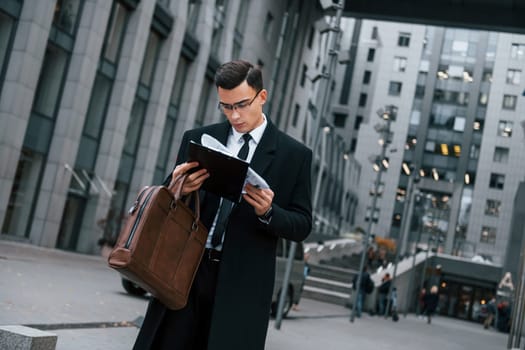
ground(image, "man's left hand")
xmin=243 ymin=183 xmax=274 ymax=216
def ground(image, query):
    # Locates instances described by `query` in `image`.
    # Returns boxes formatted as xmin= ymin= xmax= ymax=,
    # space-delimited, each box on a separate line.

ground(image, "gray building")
xmin=330 ymin=20 xmax=525 ymax=266
xmin=0 ymin=0 xmax=361 ymax=254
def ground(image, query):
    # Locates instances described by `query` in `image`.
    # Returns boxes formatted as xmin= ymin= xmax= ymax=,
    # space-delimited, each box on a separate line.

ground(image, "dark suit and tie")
xmin=133 ymin=60 xmax=312 ymax=350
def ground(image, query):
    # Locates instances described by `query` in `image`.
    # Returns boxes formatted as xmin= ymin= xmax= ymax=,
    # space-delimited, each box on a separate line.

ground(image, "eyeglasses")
xmin=218 ymin=89 xmax=261 ymax=113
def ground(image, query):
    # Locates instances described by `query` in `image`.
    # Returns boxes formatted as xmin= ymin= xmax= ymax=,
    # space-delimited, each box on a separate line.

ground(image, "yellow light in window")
xmin=465 ymin=173 xmax=470 ymax=185
xmin=454 ymin=145 xmax=461 ymax=157
xmin=440 ymin=144 xmax=449 ymax=155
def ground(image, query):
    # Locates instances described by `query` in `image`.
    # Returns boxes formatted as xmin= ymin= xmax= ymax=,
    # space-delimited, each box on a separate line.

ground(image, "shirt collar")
xmin=230 ymin=113 xmax=267 ymax=145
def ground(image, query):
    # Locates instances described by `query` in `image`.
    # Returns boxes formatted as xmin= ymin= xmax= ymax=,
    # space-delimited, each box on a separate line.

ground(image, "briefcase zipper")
xmin=125 ymin=188 xmax=155 ymax=249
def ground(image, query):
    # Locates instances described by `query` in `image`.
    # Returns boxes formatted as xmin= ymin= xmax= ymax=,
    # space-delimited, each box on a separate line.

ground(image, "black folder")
xmin=188 ymin=141 xmax=249 ymax=202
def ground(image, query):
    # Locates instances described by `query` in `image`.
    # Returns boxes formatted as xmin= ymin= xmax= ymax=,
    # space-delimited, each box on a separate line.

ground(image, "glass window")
xmin=502 ymin=94 xmax=517 ymax=110
xmin=480 ymin=226 xmax=496 ymax=244
xmin=371 ymin=26 xmax=378 ymax=40
xmin=367 ymin=48 xmax=375 ymax=62
xmin=478 ymin=93 xmax=488 ymax=105
xmin=2 ymin=150 xmax=44 ymax=237
xmin=398 ymin=32 xmax=411 ymax=47
xmin=354 ymin=115 xmax=363 ymax=130
xmin=393 ymin=56 xmax=407 ymax=72
xmin=300 ymin=64 xmax=307 ymax=87
xmin=139 ymin=31 xmax=161 ymax=87
xmin=333 ymin=112 xmax=346 ymax=128
xmin=263 ymin=12 xmax=274 ymax=42
xmin=363 ymin=70 xmax=371 ymax=84
xmin=497 ymin=120 xmax=513 ymax=137
xmin=0 ymin=11 xmax=15 ymax=90
xmin=292 ymin=104 xmax=300 ymax=127
xmin=83 ymin=74 xmax=112 ymax=140
xmin=485 ymin=200 xmax=501 ymax=217
xmin=32 ymin=45 xmax=69 ymax=118
xmin=211 ymin=0 xmax=227 ymax=55
xmin=53 ymin=0 xmax=82 ymax=35
xmin=493 ymin=147 xmax=509 ymax=163
xmin=123 ymin=98 xmax=148 ymax=156
xmin=388 ymin=81 xmax=402 ymax=96
xmin=187 ymin=0 xmax=201 ymax=32
xmin=489 ymin=173 xmax=505 ymax=190
xmin=103 ymin=3 xmax=128 ymax=64
xmin=358 ymin=93 xmax=367 ymax=107
xmin=506 ymin=69 xmax=521 ymax=85
xmin=195 ymin=77 xmax=213 ymax=127
xmin=510 ymin=43 xmax=525 ymax=60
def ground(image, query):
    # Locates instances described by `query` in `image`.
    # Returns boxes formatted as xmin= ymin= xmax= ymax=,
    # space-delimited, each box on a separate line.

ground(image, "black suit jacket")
xmin=141 ymin=119 xmax=312 ymax=350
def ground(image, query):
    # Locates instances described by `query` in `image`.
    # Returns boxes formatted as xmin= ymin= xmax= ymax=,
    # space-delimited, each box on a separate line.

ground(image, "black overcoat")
xmin=138 ymin=119 xmax=312 ymax=349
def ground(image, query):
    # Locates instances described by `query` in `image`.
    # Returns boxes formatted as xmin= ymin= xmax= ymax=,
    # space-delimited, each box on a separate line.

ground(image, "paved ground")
xmin=0 ymin=240 xmax=509 ymax=349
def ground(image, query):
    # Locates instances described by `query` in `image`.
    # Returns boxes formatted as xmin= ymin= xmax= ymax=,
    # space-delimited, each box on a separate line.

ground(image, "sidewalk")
xmin=0 ymin=240 xmax=507 ymax=349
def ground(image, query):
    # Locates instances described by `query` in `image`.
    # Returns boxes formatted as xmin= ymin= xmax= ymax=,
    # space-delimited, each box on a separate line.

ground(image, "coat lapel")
xmin=250 ymin=119 xmax=278 ymax=179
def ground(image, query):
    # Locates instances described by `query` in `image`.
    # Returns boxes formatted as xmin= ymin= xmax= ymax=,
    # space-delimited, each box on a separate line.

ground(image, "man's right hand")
xmin=168 ymin=162 xmax=209 ymax=196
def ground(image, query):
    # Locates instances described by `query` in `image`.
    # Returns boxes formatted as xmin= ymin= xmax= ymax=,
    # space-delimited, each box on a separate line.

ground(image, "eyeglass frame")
xmin=217 ymin=89 xmax=262 ymax=113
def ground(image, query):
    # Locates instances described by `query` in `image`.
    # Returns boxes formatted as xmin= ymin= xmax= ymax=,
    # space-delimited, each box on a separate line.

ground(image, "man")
xmin=133 ymin=60 xmax=312 ymax=350
xmin=377 ymin=273 xmax=391 ymax=316
xmin=352 ymin=266 xmax=373 ymax=317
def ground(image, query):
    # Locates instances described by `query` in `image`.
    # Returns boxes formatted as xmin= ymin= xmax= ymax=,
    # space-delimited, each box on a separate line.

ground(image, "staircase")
xmin=302 ymin=263 xmax=356 ymax=306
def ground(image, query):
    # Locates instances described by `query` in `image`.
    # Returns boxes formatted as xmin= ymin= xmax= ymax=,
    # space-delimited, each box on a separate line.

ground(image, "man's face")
xmin=217 ymin=80 xmax=267 ymax=133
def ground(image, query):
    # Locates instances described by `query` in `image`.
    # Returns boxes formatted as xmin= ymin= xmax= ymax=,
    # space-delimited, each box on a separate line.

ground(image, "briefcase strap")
xmin=169 ymin=174 xmax=201 ymax=226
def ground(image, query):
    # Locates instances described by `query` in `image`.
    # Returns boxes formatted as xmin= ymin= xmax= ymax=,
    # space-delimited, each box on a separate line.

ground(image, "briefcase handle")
xmin=169 ymin=174 xmax=201 ymax=229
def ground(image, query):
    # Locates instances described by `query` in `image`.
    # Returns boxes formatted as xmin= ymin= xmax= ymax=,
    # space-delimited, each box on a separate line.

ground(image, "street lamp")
xmin=350 ymin=105 xmax=396 ymax=322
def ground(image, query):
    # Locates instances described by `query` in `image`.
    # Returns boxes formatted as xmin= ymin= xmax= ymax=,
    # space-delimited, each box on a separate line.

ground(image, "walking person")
xmin=377 ymin=273 xmax=391 ymax=316
xmin=423 ymin=285 xmax=439 ymax=324
xmin=484 ymin=296 xmax=496 ymax=329
xmin=133 ymin=60 xmax=313 ymax=350
xmin=352 ymin=266 xmax=373 ymax=317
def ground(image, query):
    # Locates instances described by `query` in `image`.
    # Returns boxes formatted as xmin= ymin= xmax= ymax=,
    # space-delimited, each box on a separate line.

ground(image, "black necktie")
xmin=211 ymin=134 xmax=252 ymax=247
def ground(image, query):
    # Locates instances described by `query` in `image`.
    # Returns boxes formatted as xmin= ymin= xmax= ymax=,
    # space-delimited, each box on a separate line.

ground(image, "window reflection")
xmin=53 ymin=0 xmax=82 ymax=35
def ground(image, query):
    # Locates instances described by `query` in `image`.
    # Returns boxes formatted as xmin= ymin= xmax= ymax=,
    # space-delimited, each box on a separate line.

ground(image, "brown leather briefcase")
xmin=108 ymin=176 xmax=208 ymax=310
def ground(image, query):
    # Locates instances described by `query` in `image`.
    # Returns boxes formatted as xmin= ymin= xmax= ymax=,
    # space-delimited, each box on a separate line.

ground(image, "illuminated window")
xmin=497 ymin=120 xmax=513 ymax=137
xmin=510 ymin=43 xmax=525 ymax=60
xmin=480 ymin=226 xmax=497 ymax=244
xmin=506 ymin=69 xmax=521 ymax=85
xmin=393 ymin=56 xmax=407 ymax=72
xmin=485 ymin=200 xmax=501 ymax=217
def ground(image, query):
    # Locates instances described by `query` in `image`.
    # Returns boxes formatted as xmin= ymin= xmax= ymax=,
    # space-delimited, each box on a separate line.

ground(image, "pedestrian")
xmin=352 ymin=266 xmax=374 ymax=317
xmin=418 ymin=287 xmax=426 ymax=318
xmin=423 ymin=285 xmax=439 ymax=324
xmin=377 ymin=273 xmax=391 ymax=316
xmin=132 ymin=60 xmax=313 ymax=350
xmin=391 ymin=287 xmax=399 ymax=322
xmin=483 ymin=296 xmax=496 ymax=329
xmin=292 ymin=252 xmax=311 ymax=311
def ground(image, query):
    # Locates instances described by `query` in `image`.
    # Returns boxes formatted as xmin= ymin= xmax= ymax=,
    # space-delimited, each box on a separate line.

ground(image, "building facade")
xmin=0 ymin=0 xmax=361 ymax=253
xmin=333 ymin=20 xmax=525 ymax=266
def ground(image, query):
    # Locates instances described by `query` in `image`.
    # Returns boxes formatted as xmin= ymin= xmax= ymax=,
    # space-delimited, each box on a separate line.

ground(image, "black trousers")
xmin=133 ymin=253 xmax=220 ymax=350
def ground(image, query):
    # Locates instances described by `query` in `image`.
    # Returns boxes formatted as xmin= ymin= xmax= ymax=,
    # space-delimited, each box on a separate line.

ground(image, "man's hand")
xmin=168 ymin=162 xmax=209 ymax=196
xmin=243 ymin=183 xmax=274 ymax=216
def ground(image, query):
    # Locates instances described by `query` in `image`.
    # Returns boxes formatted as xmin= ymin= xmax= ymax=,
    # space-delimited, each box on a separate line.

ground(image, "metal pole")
xmin=274 ymin=241 xmax=297 ymax=330
xmin=385 ymin=179 xmax=417 ymax=317
xmin=417 ymin=235 xmax=432 ymax=315
xmin=350 ymin=118 xmax=391 ymax=322
xmin=404 ymin=220 xmax=422 ymax=318
xmin=507 ymin=242 xmax=525 ymax=348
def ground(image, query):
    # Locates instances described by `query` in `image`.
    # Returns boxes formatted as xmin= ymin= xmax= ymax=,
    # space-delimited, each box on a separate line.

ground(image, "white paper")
xmin=201 ymin=134 xmax=269 ymax=191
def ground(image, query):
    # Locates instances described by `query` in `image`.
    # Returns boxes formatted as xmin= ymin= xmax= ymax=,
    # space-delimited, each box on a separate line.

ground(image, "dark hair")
xmin=214 ymin=60 xmax=263 ymax=91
